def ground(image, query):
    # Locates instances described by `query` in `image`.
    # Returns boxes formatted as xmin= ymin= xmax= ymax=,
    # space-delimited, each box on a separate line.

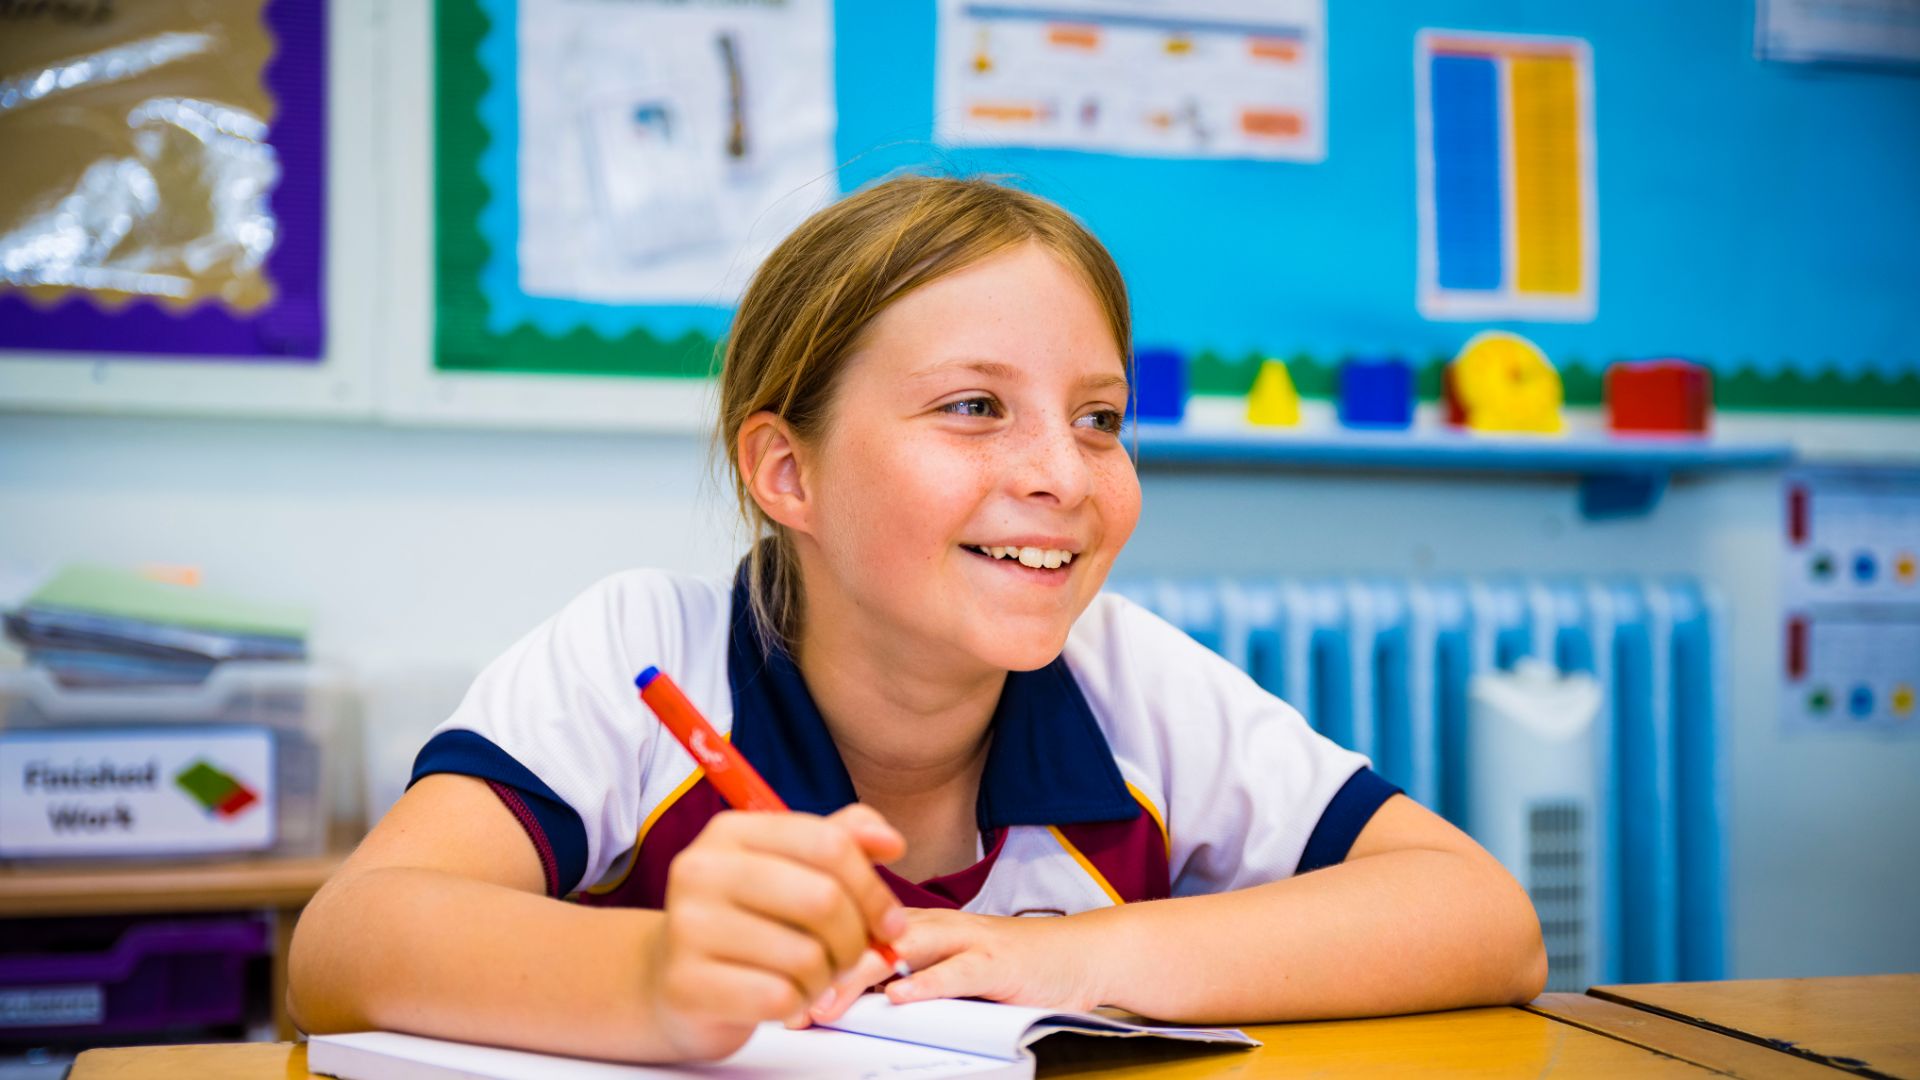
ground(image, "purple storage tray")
xmin=0 ymin=917 xmax=268 ymax=1038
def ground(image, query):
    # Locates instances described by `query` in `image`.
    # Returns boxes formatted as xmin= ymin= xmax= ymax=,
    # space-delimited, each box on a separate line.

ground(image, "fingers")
xmin=890 ymin=908 xmax=969 ymax=974
xmin=827 ymin=803 xmax=908 ymax=863
xmin=657 ymin=956 xmax=815 ymax=1029
xmin=807 ymin=948 xmax=896 ymax=1024
xmin=689 ymin=904 xmax=841 ymax=1007
xmin=672 ymin=844 xmax=871 ymax=977
xmin=886 ymin=950 xmax=988 ymax=1006
xmin=715 ymin=810 xmax=908 ymax=952
xmin=660 ymin=807 xmax=911 ymax=1033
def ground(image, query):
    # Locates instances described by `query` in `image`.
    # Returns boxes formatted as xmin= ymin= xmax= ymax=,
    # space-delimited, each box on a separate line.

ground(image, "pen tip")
xmin=893 ymin=960 xmax=912 ymax=979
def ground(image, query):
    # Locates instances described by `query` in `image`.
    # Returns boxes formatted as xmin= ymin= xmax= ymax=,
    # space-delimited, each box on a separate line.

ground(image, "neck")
xmin=791 ymin=610 xmax=1002 ymax=802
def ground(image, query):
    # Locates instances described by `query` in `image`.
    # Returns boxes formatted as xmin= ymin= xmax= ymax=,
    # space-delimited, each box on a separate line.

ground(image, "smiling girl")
xmin=288 ymin=175 xmax=1545 ymax=1063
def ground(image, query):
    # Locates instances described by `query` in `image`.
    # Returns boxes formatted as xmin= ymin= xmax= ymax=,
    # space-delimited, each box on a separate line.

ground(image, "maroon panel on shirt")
xmin=572 ymin=779 xmax=1012 ymax=911
xmin=877 ymin=829 xmax=1007 ymax=910
xmin=1056 ymin=809 xmax=1171 ymax=903
xmin=575 ymin=779 xmax=731 ymax=909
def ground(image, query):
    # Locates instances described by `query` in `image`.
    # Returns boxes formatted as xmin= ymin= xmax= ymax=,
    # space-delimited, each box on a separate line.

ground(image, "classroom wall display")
xmin=436 ymin=0 xmax=834 ymax=380
xmin=1415 ymin=31 xmax=1595 ymax=323
xmin=0 ymin=0 xmax=327 ymax=360
xmin=434 ymin=1 xmax=1920 ymax=412
xmin=1782 ymin=467 xmax=1920 ymax=732
xmin=933 ymin=0 xmax=1327 ymax=163
xmin=1757 ymin=0 xmax=1920 ymax=68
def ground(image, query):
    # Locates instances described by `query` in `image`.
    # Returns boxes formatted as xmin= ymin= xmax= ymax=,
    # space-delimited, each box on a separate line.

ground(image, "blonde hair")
xmin=718 ymin=174 xmax=1131 ymax=652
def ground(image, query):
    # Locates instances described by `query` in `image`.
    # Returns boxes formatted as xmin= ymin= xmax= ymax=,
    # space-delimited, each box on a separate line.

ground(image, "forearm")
xmin=1076 ymin=848 xmax=1546 ymax=1024
xmin=289 ymin=866 xmax=675 ymax=1061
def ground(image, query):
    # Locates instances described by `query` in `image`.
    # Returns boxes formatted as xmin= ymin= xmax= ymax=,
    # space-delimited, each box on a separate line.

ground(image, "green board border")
xmin=432 ymin=0 xmax=1918 ymax=411
xmin=433 ymin=0 xmax=717 ymax=379
xmin=1185 ymin=353 xmax=1920 ymax=412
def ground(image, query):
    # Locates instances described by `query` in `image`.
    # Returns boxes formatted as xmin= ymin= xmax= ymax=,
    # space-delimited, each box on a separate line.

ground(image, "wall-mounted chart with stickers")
xmin=1782 ymin=467 xmax=1920 ymax=732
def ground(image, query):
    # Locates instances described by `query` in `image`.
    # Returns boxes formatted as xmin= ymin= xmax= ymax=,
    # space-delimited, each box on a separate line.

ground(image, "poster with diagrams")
xmin=934 ymin=0 xmax=1326 ymax=162
xmin=1415 ymin=30 xmax=1596 ymax=322
xmin=512 ymin=0 xmax=837 ymax=310
xmin=1781 ymin=468 xmax=1920 ymax=732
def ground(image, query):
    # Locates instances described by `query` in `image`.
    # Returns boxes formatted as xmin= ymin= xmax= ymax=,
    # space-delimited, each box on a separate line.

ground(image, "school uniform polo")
xmin=411 ymin=565 xmax=1400 ymax=913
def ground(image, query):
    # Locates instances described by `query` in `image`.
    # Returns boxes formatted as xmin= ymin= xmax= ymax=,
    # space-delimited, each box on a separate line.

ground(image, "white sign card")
xmin=0 ymin=727 xmax=276 ymax=857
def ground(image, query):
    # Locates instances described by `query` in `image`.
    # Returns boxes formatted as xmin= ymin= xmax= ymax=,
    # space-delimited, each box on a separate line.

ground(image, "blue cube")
xmin=1338 ymin=357 xmax=1414 ymax=429
xmin=1132 ymin=348 xmax=1187 ymax=424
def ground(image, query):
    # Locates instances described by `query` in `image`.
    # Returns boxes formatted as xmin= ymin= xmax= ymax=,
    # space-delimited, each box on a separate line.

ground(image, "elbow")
xmin=284 ymin=874 xmax=369 ymax=1037
xmin=1509 ymin=926 xmax=1549 ymax=1003
xmin=1481 ymin=854 xmax=1548 ymax=1004
xmin=1499 ymin=880 xmax=1549 ymax=1004
xmin=285 ymin=897 xmax=333 ymax=1035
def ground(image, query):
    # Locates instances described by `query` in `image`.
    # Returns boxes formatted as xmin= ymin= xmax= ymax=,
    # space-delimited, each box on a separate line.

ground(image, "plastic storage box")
xmin=0 ymin=915 xmax=269 ymax=1043
xmin=0 ymin=663 xmax=348 ymax=862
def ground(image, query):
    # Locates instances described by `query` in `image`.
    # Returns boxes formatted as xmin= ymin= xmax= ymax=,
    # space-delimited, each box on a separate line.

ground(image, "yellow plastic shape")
xmin=1246 ymin=358 xmax=1302 ymax=427
xmin=1451 ymin=331 xmax=1565 ymax=435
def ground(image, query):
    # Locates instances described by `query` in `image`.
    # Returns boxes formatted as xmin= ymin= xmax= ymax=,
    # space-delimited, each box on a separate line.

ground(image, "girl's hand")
xmin=639 ymin=805 xmax=908 ymax=1060
xmin=809 ymin=908 xmax=1109 ymax=1022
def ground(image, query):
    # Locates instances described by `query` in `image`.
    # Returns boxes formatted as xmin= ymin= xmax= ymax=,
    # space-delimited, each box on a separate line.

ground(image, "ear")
xmin=737 ymin=411 xmax=815 ymax=536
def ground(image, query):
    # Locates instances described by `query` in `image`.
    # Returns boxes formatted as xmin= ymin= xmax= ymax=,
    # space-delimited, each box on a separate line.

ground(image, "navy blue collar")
xmin=725 ymin=563 xmax=1140 ymax=831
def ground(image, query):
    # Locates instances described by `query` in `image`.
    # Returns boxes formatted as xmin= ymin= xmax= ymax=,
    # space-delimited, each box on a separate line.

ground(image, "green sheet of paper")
xmin=26 ymin=565 xmax=309 ymax=639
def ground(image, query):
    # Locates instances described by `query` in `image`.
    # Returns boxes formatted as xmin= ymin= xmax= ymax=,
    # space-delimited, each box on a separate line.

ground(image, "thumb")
xmin=828 ymin=803 xmax=907 ymax=862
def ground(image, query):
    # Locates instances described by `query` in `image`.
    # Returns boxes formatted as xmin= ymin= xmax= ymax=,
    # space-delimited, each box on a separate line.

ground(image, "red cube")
xmin=1607 ymin=360 xmax=1712 ymax=434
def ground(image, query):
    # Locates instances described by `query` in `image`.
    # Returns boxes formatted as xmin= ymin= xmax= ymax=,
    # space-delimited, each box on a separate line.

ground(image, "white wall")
xmin=3 ymin=410 xmax=1917 ymax=979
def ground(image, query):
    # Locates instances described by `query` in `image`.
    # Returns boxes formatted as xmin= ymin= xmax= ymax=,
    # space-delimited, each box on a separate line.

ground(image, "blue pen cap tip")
xmin=635 ymin=666 xmax=660 ymax=690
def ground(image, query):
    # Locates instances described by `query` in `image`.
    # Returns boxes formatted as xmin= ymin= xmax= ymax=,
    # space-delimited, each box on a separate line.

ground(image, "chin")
xmin=967 ymin=627 xmax=1074 ymax=673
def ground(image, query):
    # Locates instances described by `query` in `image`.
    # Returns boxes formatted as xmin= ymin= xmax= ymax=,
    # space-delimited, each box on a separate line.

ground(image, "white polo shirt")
xmin=412 ymin=565 xmax=1398 ymax=912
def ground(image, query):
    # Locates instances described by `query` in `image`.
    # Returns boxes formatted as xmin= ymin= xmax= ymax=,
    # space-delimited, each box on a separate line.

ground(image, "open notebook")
xmin=308 ymin=994 xmax=1260 ymax=1080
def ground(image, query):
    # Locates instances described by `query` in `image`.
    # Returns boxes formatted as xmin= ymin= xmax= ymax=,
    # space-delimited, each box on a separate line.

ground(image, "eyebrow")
xmin=910 ymin=357 xmax=1131 ymax=394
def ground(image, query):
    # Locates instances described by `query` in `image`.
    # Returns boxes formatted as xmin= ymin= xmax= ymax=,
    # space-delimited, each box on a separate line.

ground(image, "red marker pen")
xmin=635 ymin=665 xmax=911 ymax=979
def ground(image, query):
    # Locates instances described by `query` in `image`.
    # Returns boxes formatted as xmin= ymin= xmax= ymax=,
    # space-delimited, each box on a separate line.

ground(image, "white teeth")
xmin=971 ymin=545 xmax=1077 ymax=567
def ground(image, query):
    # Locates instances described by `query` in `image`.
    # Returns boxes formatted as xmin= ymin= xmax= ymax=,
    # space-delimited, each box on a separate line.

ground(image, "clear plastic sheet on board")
xmin=0 ymin=0 xmax=281 ymax=312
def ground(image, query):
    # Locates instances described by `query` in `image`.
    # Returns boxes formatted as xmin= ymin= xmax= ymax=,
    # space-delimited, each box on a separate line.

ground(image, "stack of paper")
xmin=2 ymin=565 xmax=308 ymax=687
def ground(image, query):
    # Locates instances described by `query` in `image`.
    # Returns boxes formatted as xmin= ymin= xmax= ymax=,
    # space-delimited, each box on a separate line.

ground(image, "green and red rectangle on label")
xmin=175 ymin=760 xmax=260 ymax=818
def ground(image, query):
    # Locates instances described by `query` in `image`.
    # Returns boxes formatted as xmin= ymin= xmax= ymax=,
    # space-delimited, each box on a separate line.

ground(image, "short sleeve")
xmin=410 ymin=569 xmax=729 ymax=896
xmin=1064 ymin=595 xmax=1400 ymax=898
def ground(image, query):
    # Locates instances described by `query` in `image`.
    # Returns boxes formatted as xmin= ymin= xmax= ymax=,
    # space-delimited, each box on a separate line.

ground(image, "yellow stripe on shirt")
xmin=583 ymin=765 xmax=706 ymax=897
xmin=1048 ymin=825 xmax=1124 ymax=907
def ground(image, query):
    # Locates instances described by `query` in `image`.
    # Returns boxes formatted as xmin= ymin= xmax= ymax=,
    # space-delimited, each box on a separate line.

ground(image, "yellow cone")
xmin=1247 ymin=359 xmax=1302 ymax=427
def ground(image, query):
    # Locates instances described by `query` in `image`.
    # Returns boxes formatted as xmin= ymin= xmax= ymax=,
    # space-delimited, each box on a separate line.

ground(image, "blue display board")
xmin=445 ymin=0 xmax=1920 ymax=410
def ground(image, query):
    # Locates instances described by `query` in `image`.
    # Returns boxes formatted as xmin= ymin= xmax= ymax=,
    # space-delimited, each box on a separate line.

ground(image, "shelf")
xmin=0 ymin=851 xmax=347 ymax=918
xmin=1131 ymin=428 xmax=1796 ymax=518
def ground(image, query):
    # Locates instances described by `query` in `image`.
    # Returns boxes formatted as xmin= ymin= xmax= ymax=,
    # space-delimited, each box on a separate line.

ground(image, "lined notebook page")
xmin=308 ymin=1026 xmax=1025 ymax=1080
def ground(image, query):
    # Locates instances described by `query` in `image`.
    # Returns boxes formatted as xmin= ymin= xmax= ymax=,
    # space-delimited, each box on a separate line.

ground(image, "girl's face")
xmin=798 ymin=240 xmax=1140 ymax=673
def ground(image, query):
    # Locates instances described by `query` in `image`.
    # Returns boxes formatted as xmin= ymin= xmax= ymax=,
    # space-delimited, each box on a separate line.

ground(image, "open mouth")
xmin=960 ymin=544 xmax=1077 ymax=571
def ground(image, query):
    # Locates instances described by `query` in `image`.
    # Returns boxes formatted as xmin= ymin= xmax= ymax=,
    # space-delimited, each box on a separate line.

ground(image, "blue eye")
xmin=942 ymin=397 xmax=1000 ymax=418
xmin=1076 ymin=408 xmax=1124 ymax=434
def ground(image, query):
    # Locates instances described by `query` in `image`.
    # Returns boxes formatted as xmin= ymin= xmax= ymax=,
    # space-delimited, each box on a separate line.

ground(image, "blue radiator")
xmin=1111 ymin=577 xmax=1727 ymax=985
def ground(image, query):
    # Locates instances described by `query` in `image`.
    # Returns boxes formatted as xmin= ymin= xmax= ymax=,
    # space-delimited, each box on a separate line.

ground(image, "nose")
xmin=1010 ymin=413 xmax=1095 ymax=507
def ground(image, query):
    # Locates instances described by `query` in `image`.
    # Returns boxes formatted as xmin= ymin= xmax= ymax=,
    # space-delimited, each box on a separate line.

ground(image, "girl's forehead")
xmin=852 ymin=248 xmax=1122 ymax=373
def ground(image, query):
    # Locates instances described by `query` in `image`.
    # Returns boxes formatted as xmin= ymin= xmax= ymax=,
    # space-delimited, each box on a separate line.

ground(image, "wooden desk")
xmin=1588 ymin=976 xmax=1920 ymax=1079
xmin=1527 ymin=993 xmax=1853 ymax=1079
xmin=68 ymin=1005 xmax=1727 ymax=1078
xmin=0 ymin=852 xmax=347 ymax=1040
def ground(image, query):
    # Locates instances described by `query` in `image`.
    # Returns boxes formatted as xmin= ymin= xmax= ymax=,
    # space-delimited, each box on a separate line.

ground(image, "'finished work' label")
xmin=0 ymin=728 xmax=276 ymax=857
